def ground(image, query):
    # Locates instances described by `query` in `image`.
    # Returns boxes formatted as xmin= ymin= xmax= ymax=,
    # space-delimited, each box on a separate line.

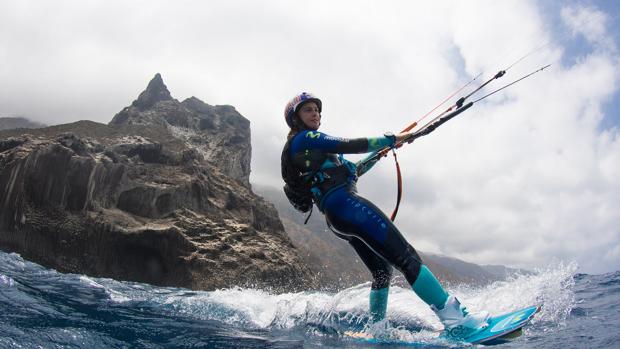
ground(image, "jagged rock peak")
xmin=132 ymin=73 xmax=173 ymax=110
xmin=181 ymin=96 xmax=213 ymax=114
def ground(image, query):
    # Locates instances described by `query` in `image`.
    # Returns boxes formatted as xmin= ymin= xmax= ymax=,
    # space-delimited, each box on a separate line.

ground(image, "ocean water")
xmin=0 ymin=251 xmax=618 ymax=349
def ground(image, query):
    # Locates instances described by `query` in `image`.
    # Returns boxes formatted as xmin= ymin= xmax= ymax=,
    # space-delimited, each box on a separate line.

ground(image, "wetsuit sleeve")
xmin=356 ymin=151 xmax=380 ymax=176
xmin=291 ymin=130 xmax=395 ymax=154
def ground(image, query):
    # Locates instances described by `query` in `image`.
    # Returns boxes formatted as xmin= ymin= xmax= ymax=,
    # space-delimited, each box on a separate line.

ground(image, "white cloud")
xmin=0 ymin=0 xmax=618 ymax=274
xmin=561 ymin=4 xmax=614 ymax=50
xmin=387 ymin=3 xmax=620 ymax=274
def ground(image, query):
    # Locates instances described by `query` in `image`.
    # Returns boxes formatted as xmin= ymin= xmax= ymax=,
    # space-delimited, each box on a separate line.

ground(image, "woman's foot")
xmin=432 ymin=296 xmax=489 ymax=339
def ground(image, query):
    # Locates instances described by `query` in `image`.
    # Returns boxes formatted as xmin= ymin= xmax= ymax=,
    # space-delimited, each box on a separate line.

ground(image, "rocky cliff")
xmin=110 ymin=74 xmax=251 ymax=187
xmin=0 ymin=74 xmax=316 ymax=292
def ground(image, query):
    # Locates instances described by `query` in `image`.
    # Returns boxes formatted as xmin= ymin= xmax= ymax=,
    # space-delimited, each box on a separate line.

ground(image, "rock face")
xmin=0 ymin=74 xmax=316 ymax=292
xmin=110 ymin=73 xmax=251 ymax=187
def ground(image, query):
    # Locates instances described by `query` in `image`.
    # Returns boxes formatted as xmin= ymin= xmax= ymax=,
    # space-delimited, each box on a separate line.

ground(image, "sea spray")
xmin=98 ymin=262 xmax=576 ymax=342
xmin=1 ymin=251 xmax=598 ymax=348
xmin=449 ymin=261 xmax=577 ymax=321
xmin=0 ymin=275 xmax=14 ymax=287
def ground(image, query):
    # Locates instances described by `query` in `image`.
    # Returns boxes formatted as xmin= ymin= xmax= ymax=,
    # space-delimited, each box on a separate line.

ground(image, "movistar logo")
xmin=306 ymin=131 xmax=321 ymax=139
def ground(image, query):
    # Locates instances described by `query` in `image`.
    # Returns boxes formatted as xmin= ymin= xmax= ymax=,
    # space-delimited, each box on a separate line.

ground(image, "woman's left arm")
xmin=298 ymin=130 xmax=395 ymax=154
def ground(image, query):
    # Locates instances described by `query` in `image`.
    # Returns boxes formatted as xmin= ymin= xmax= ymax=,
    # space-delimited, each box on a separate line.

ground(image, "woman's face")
xmin=297 ymin=102 xmax=321 ymax=130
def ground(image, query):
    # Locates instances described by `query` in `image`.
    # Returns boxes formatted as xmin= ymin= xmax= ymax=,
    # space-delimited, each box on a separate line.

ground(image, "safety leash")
xmin=390 ymin=148 xmax=403 ymax=221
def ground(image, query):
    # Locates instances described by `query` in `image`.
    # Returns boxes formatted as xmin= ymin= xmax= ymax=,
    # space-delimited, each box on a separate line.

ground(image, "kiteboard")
xmin=443 ymin=304 xmax=540 ymax=345
xmin=345 ymin=304 xmax=540 ymax=346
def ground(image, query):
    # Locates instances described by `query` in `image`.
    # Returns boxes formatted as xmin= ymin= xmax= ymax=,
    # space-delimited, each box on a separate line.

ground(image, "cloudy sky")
xmin=1 ymin=0 xmax=619 ymax=274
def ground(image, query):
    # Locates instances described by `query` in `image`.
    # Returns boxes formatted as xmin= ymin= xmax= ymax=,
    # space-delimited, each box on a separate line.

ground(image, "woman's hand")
xmin=395 ymin=131 xmax=414 ymax=143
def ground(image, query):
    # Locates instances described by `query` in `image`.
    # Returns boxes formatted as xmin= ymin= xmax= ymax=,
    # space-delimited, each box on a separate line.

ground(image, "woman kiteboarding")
xmin=280 ymin=92 xmax=489 ymax=337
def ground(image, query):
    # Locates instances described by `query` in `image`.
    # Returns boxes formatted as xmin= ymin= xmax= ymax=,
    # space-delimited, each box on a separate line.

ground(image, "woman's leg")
xmin=350 ymin=238 xmax=392 ymax=322
xmin=324 ymin=186 xmax=488 ymax=335
xmin=323 ymin=187 xmax=425 ymax=283
xmin=331 ymin=229 xmax=393 ymax=322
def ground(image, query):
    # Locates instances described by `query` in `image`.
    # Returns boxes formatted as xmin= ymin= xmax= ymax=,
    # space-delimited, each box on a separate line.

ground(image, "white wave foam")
xmin=369 ymin=261 xmax=578 ymax=342
xmin=456 ymin=261 xmax=578 ymax=324
xmin=0 ymin=274 xmax=15 ymax=287
xmin=78 ymin=275 xmax=106 ymax=289
xmin=91 ymin=260 xmax=576 ymax=344
xmin=77 ymin=275 xmax=133 ymax=303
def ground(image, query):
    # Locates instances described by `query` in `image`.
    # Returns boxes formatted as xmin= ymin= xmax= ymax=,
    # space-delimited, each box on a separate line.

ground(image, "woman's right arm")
xmin=355 ymin=131 xmax=414 ymax=176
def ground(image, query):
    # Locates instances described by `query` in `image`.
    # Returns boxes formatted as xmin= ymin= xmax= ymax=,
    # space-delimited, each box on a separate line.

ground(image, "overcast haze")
xmin=1 ymin=0 xmax=619 ymax=274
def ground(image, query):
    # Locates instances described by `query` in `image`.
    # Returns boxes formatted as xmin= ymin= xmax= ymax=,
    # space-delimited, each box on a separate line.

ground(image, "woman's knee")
xmin=371 ymin=265 xmax=393 ymax=289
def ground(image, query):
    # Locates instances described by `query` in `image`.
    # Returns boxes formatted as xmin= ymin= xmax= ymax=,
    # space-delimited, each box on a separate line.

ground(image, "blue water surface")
xmin=0 ymin=251 xmax=618 ymax=348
